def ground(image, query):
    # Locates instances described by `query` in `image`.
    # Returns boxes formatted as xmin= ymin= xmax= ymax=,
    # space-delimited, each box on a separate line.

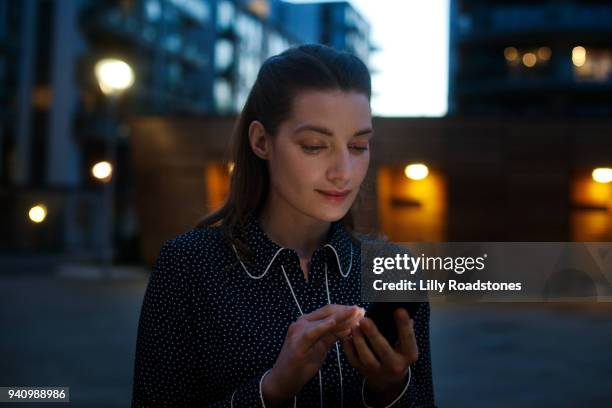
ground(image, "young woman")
xmin=132 ymin=44 xmax=436 ymax=408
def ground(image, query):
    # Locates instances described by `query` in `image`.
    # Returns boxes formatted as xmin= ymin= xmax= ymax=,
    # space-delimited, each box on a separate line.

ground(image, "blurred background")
xmin=1 ymin=0 xmax=611 ymax=406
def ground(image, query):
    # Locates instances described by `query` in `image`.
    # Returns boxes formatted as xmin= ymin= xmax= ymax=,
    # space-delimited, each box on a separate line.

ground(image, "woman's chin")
xmin=311 ymin=207 xmax=350 ymax=223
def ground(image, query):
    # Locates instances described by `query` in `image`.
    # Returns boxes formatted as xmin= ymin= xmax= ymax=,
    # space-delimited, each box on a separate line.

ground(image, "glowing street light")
xmin=504 ymin=47 xmax=519 ymax=62
xmin=537 ymin=46 xmax=551 ymax=61
xmin=94 ymin=58 xmax=135 ymax=275
xmin=572 ymin=46 xmax=586 ymax=67
xmin=592 ymin=167 xmax=612 ymax=184
xmin=28 ymin=204 xmax=47 ymax=223
xmin=404 ymin=163 xmax=429 ymax=180
xmin=94 ymin=58 xmax=135 ymax=95
xmin=92 ymin=161 xmax=113 ymax=181
xmin=522 ymin=52 xmax=537 ymax=68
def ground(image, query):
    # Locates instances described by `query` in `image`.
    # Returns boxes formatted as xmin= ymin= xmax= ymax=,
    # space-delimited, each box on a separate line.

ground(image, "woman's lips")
xmin=316 ymin=189 xmax=351 ymax=202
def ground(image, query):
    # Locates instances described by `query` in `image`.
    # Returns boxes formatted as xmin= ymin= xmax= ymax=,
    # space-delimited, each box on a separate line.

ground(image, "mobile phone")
xmin=364 ymin=302 xmax=421 ymax=347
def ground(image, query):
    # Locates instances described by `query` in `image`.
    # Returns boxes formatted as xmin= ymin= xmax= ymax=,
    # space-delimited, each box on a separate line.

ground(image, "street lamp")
xmin=404 ymin=163 xmax=429 ymax=181
xmin=592 ymin=167 xmax=612 ymax=184
xmin=28 ymin=204 xmax=47 ymax=224
xmin=92 ymin=160 xmax=113 ymax=182
xmin=95 ymin=59 xmax=135 ymax=95
xmin=94 ymin=58 xmax=134 ymax=277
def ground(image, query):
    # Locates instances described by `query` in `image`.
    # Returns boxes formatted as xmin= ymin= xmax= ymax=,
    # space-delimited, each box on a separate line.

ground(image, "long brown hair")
xmin=194 ymin=44 xmax=372 ymax=261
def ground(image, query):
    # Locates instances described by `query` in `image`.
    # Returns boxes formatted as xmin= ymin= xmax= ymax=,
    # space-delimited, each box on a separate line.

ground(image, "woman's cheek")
xmin=356 ymin=154 xmax=370 ymax=183
xmin=280 ymin=153 xmax=316 ymax=199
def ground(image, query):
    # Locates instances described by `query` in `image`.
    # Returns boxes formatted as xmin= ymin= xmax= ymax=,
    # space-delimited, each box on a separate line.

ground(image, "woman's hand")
xmin=341 ymin=308 xmax=419 ymax=402
xmin=263 ymin=304 xmax=365 ymax=405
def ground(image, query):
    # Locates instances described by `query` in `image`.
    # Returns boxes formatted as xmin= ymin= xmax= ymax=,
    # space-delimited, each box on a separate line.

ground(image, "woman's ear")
xmin=248 ymin=120 xmax=270 ymax=160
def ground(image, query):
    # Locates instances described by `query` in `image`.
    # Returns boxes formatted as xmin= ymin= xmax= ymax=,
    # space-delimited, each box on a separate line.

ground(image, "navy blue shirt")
xmin=131 ymin=213 xmax=436 ymax=407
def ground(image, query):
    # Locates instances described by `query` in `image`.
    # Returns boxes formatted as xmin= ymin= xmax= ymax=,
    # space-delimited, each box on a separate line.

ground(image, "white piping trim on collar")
xmin=232 ymin=241 xmax=353 ymax=280
xmin=232 ymin=244 xmax=286 ymax=279
xmin=324 ymin=242 xmax=353 ymax=278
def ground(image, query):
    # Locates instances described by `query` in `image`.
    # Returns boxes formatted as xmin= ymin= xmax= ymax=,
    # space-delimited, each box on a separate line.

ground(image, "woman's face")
xmin=251 ymin=89 xmax=373 ymax=223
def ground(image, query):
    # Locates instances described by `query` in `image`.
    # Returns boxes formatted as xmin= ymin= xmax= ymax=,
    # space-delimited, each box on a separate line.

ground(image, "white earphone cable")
xmin=233 ymin=239 xmax=354 ymax=408
xmin=324 ymin=262 xmax=344 ymax=408
xmin=281 ymin=264 xmax=323 ymax=408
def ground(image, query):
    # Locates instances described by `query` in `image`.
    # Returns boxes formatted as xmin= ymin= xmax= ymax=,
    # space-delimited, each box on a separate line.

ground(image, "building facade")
xmin=270 ymin=0 xmax=372 ymax=65
xmin=0 ymin=0 xmax=372 ymax=264
xmin=449 ymin=0 xmax=612 ymax=116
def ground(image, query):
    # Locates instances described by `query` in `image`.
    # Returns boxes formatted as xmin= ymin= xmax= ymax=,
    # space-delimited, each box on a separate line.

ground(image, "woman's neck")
xmin=258 ymin=201 xmax=331 ymax=261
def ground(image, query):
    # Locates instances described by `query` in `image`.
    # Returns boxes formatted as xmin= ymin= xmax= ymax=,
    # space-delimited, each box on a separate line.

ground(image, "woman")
xmin=132 ymin=44 xmax=436 ymax=408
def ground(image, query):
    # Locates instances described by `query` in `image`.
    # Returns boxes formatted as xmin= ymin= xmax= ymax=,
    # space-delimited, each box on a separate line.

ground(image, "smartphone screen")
xmin=364 ymin=302 xmax=422 ymax=348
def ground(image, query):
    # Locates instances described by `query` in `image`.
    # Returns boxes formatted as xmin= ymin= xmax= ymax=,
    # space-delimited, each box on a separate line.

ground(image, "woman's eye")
xmin=350 ymin=145 xmax=369 ymax=152
xmin=301 ymin=145 xmax=327 ymax=153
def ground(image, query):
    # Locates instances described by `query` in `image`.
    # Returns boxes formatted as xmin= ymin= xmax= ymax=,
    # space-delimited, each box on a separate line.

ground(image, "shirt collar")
xmin=236 ymin=212 xmax=354 ymax=279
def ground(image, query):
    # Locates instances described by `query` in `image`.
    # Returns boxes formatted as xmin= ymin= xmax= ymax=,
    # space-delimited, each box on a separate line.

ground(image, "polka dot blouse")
xmin=131 ymin=213 xmax=436 ymax=407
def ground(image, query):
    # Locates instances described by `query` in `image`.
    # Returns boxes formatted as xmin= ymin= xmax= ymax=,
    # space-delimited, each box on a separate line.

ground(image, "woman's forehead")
xmin=288 ymin=90 xmax=372 ymax=127
xmin=292 ymin=89 xmax=369 ymax=107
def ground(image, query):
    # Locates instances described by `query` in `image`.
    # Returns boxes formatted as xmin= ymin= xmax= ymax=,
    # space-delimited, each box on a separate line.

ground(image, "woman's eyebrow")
xmin=294 ymin=124 xmax=374 ymax=137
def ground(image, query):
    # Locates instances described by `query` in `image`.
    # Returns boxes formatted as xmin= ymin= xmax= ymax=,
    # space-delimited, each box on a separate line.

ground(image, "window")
xmin=215 ymin=39 xmax=234 ymax=71
xmin=145 ymin=0 xmax=161 ymax=21
xmin=217 ymin=1 xmax=234 ymax=29
xmin=214 ymin=78 xmax=232 ymax=111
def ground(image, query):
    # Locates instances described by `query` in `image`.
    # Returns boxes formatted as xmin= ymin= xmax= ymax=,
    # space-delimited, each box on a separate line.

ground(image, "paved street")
xmin=1 ymin=275 xmax=612 ymax=407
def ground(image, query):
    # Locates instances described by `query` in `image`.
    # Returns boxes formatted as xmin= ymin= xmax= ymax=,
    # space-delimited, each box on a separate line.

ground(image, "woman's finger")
xmin=335 ymin=306 xmax=361 ymax=323
xmin=328 ymin=314 xmax=361 ymax=343
xmin=350 ymin=325 xmax=381 ymax=371
xmin=341 ymin=336 xmax=363 ymax=370
xmin=303 ymin=304 xmax=359 ymax=323
xmin=395 ymin=308 xmax=419 ymax=361
xmin=333 ymin=314 xmax=362 ymax=334
xmin=302 ymin=304 xmax=336 ymax=321
xmin=359 ymin=317 xmax=398 ymax=366
xmin=333 ymin=328 xmax=351 ymax=340
xmin=300 ymin=316 xmax=337 ymax=352
xmin=316 ymin=332 xmax=341 ymax=352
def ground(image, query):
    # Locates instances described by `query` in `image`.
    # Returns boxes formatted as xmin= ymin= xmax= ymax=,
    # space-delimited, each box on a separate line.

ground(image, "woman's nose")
xmin=326 ymin=148 xmax=352 ymax=183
